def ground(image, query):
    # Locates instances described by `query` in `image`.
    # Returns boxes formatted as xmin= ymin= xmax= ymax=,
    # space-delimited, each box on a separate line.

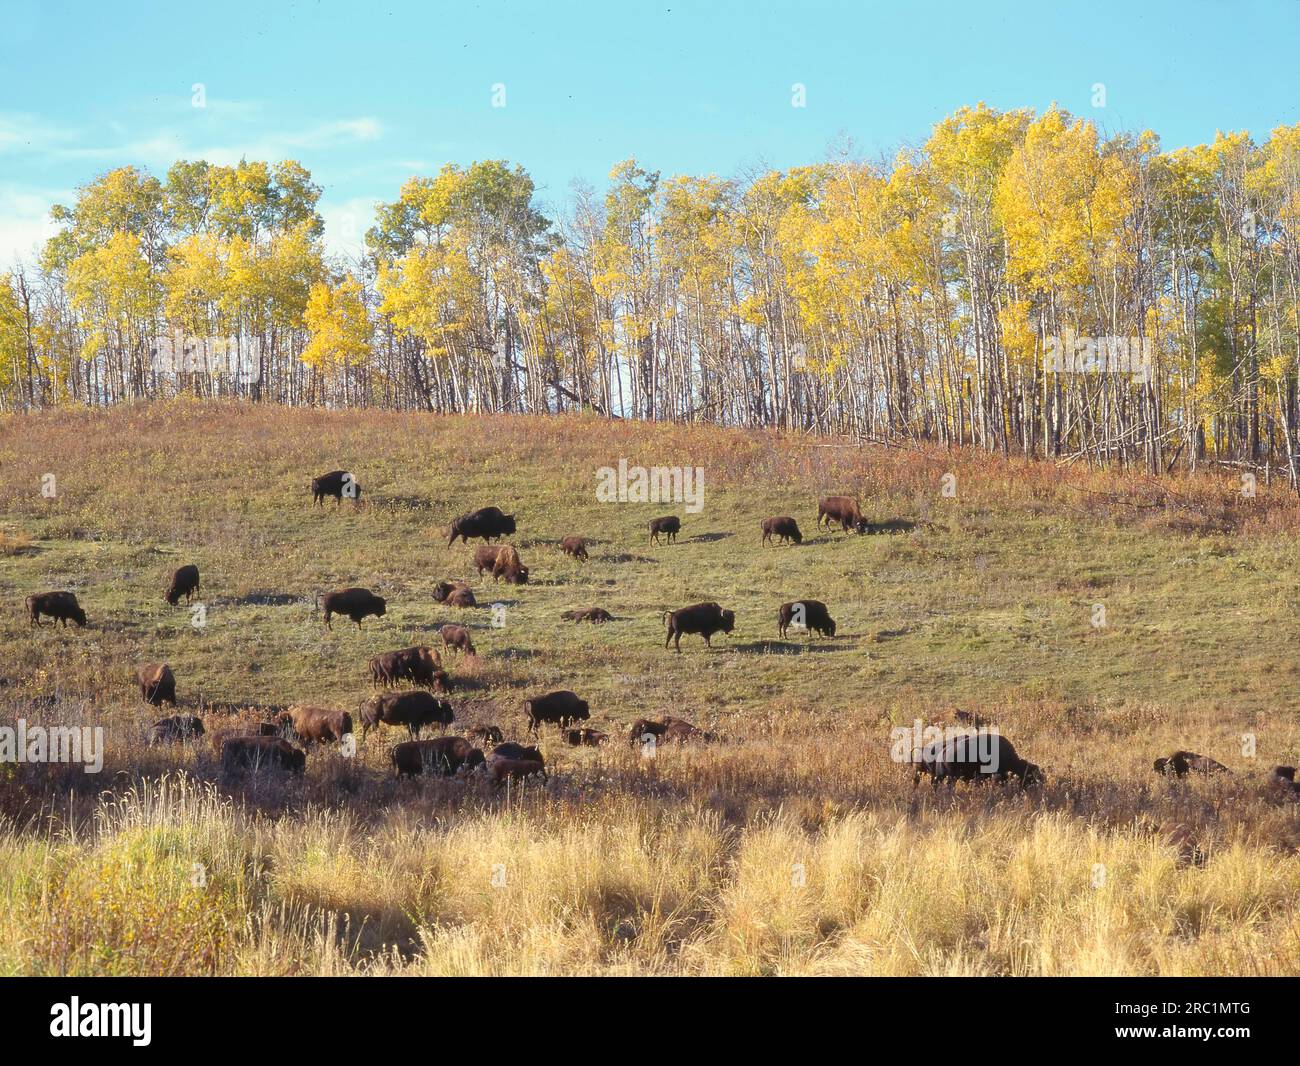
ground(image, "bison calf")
xmin=561 ymin=536 xmax=589 ymax=561
xmin=165 ymin=564 xmax=201 ymax=606
xmin=440 ymin=623 xmax=477 ymax=656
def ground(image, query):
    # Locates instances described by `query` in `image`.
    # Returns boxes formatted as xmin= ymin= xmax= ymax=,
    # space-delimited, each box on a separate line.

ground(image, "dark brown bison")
xmin=137 ymin=662 xmax=177 ymax=706
xmin=369 ymin=646 xmax=442 ymax=687
xmin=524 ymin=690 xmax=590 ymax=734
xmin=630 ymin=718 xmax=671 ymax=747
xmin=817 ymin=496 xmax=868 ymax=534
xmin=320 ymin=587 xmax=386 ymax=629
xmin=490 ymin=757 xmax=547 ymax=788
xmin=491 ymin=742 xmax=543 ymax=762
xmin=147 ymin=714 xmax=204 ymax=746
xmin=165 ymin=564 xmax=201 ymax=606
xmin=311 ymin=470 xmax=361 ymax=506
xmin=473 ymin=545 xmax=504 ymax=575
xmin=660 ymin=717 xmax=717 ymax=743
xmin=561 ymin=607 xmax=613 ymax=624
xmin=761 ymin=516 xmax=802 ymax=545
xmin=448 ymin=506 xmax=517 ymax=546
xmin=911 ymin=732 xmax=1043 ymax=788
xmin=447 ymin=585 xmax=477 ymax=608
xmin=1153 ymin=751 xmax=1231 ymax=777
xmin=649 ymin=516 xmax=681 ymax=545
xmin=467 ymin=724 xmax=504 ymax=745
xmin=777 ymin=600 xmax=837 ymax=639
xmin=491 ymin=545 xmax=529 ymax=584
xmin=1270 ymin=766 xmax=1300 ymax=795
xmin=360 ymin=690 xmax=454 ymax=738
xmin=391 ymin=736 xmax=486 ymax=778
xmin=663 ymin=601 xmax=735 ymax=652
xmin=565 ymin=727 xmax=609 ymax=746
xmin=278 ymin=705 xmax=352 ymax=744
xmin=209 ymin=721 xmax=278 ymax=753
xmin=221 ymin=736 xmax=306 ymax=774
xmin=26 ymin=591 xmax=86 ymax=628
xmin=561 ymin=536 xmax=589 ymax=561
xmin=440 ymin=623 xmax=477 ymax=656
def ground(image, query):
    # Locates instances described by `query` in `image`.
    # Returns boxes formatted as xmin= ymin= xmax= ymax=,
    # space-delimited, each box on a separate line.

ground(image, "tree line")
xmin=3 ymin=103 xmax=1299 ymax=482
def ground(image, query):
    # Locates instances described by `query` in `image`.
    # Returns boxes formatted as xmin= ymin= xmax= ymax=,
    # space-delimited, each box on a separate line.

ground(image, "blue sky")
xmin=2 ymin=0 xmax=1297 ymax=262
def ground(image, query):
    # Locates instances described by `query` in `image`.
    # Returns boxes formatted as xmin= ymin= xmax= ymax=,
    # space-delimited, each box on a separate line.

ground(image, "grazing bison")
xmin=561 ymin=536 xmax=589 ymax=561
xmin=165 ymin=564 xmax=201 ymax=606
xmin=649 ymin=516 xmax=681 ymax=545
xmin=278 ymin=706 xmax=352 ymax=745
xmin=912 ymin=732 xmax=1043 ymax=788
xmin=491 ymin=545 xmax=529 ymax=584
xmin=147 ymin=715 xmax=204 ymax=746
xmin=370 ymin=646 xmax=442 ymax=687
xmin=137 ymin=662 xmax=177 ymax=706
xmin=1153 ymin=751 xmax=1231 ymax=777
xmin=565 ymin=727 xmax=609 ymax=747
xmin=440 ymin=624 xmax=477 ymax=656
xmin=663 ymin=601 xmax=735 ymax=652
xmin=467 ymin=724 xmax=504 ymax=745
xmin=561 ymin=607 xmax=613 ymax=624
xmin=524 ymin=690 xmax=590 ymax=734
xmin=473 ymin=545 xmax=504 ymax=575
xmin=490 ymin=757 xmax=547 ymax=788
xmin=360 ymin=690 xmax=454 ymax=739
xmin=777 ymin=600 xmax=837 ymax=639
xmin=311 ymin=470 xmax=361 ymax=507
xmin=221 ymin=736 xmax=306 ymax=774
xmin=447 ymin=506 xmax=517 ymax=546
xmin=26 ymin=591 xmax=86 ymax=628
xmin=491 ymin=742 xmax=543 ymax=762
xmin=817 ymin=496 xmax=868 ymax=534
xmin=761 ymin=517 xmax=803 ymax=546
xmin=391 ymin=736 xmax=486 ymax=778
xmin=320 ymin=587 xmax=386 ymax=629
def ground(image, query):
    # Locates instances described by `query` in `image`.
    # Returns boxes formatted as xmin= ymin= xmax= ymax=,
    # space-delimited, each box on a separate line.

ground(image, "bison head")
xmin=1020 ymin=762 xmax=1045 ymax=787
xmin=575 ymin=700 xmax=591 ymax=721
xmin=853 ymin=518 xmax=871 ymax=534
xmin=463 ymin=748 xmax=487 ymax=773
xmin=374 ymin=597 xmax=387 ymax=616
xmin=825 ymin=617 xmax=837 ymax=637
xmin=70 ymin=605 xmax=88 ymax=626
xmin=720 ymin=609 xmax=736 ymax=633
xmin=502 ymin=515 xmax=517 ymax=535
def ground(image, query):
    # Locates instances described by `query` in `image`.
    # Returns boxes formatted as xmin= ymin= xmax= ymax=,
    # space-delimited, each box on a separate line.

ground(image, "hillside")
xmin=2 ymin=402 xmax=1300 ymax=975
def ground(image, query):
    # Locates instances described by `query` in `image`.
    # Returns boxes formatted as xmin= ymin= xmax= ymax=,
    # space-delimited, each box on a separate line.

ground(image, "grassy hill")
xmin=2 ymin=401 xmax=1300 ymax=975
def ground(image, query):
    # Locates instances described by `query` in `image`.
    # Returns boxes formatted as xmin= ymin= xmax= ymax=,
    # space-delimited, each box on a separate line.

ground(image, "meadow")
xmin=3 ymin=400 xmax=1300 ymax=975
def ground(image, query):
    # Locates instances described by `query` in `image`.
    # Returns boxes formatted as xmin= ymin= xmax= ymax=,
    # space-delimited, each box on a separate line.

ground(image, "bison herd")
xmin=24 ymin=475 xmax=1293 ymax=800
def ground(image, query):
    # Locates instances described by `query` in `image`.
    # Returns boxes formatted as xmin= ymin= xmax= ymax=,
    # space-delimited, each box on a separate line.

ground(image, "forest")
xmin=2 ymin=103 xmax=1299 ymax=480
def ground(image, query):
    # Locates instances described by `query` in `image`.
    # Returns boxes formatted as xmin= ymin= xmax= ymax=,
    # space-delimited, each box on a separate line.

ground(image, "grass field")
xmin=3 ymin=400 xmax=1300 ymax=975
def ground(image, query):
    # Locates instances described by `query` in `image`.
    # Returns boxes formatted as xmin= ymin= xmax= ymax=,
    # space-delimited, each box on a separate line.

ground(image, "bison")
xmin=165 ymin=564 xmax=201 ymax=606
xmin=391 ymin=736 xmax=486 ymax=778
xmin=491 ymin=742 xmax=543 ymax=762
xmin=561 ymin=607 xmax=613 ymax=624
xmin=447 ymin=585 xmax=477 ymax=608
xmin=817 ymin=496 xmax=868 ymax=534
xmin=467 ymin=724 xmax=504 ymax=745
xmin=649 ymin=516 xmax=681 ymax=545
xmin=147 ymin=714 xmax=204 ymax=746
xmin=440 ymin=624 xmax=477 ymax=657
xmin=523 ymin=690 xmax=590 ymax=734
xmin=473 ymin=545 xmax=504 ymax=575
xmin=137 ymin=662 xmax=177 ymax=706
xmin=311 ymin=470 xmax=361 ymax=507
xmin=447 ymin=506 xmax=517 ymax=546
xmin=761 ymin=516 xmax=802 ymax=546
xmin=490 ymin=757 xmax=547 ymax=788
xmin=209 ymin=721 xmax=278 ymax=754
xmin=369 ymin=646 xmax=442 ymax=687
xmin=660 ymin=717 xmax=717 ymax=743
xmin=1271 ymin=766 xmax=1300 ymax=795
xmin=911 ymin=732 xmax=1043 ymax=788
xmin=360 ymin=690 xmax=454 ymax=739
xmin=629 ymin=718 xmax=671 ymax=747
xmin=777 ymin=600 xmax=837 ymax=639
xmin=1153 ymin=751 xmax=1231 ymax=777
xmin=320 ymin=587 xmax=386 ymax=629
xmin=221 ymin=736 xmax=306 ymax=774
xmin=565 ymin=727 xmax=609 ymax=746
xmin=26 ymin=591 xmax=86 ymax=628
xmin=663 ymin=601 xmax=735 ymax=652
xmin=491 ymin=545 xmax=529 ymax=584
xmin=561 ymin=536 xmax=589 ymax=561
xmin=278 ymin=706 xmax=352 ymax=745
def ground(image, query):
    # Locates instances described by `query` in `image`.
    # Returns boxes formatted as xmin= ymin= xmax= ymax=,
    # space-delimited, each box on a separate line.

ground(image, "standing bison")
xmin=447 ymin=506 xmax=517 ymax=546
xmin=524 ymin=690 xmax=590 ymax=734
xmin=165 ymin=564 xmax=201 ymax=606
xmin=361 ymin=690 xmax=454 ymax=738
xmin=663 ymin=601 xmax=735 ymax=652
xmin=311 ymin=470 xmax=361 ymax=507
xmin=137 ymin=662 xmax=177 ymax=706
xmin=491 ymin=545 xmax=529 ymax=584
xmin=320 ymin=587 xmax=386 ymax=629
xmin=649 ymin=516 xmax=681 ymax=545
xmin=26 ymin=591 xmax=87 ymax=628
xmin=369 ymin=646 xmax=442 ymax=687
xmin=561 ymin=536 xmax=589 ymax=561
xmin=439 ymin=624 xmax=477 ymax=657
xmin=817 ymin=496 xmax=868 ymax=534
xmin=777 ymin=600 xmax=837 ymax=639
xmin=761 ymin=517 xmax=802 ymax=545
xmin=278 ymin=706 xmax=352 ymax=745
